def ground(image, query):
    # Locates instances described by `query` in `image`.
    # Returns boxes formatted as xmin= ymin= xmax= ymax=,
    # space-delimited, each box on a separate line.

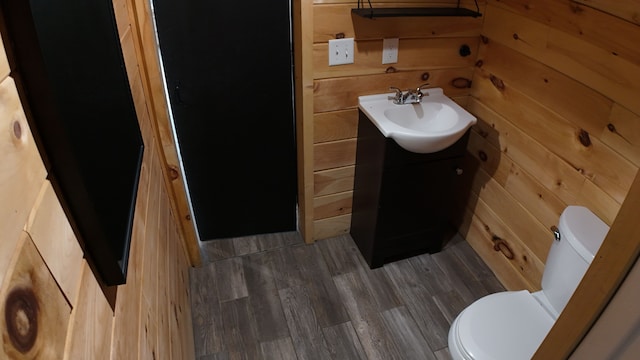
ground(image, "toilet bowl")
xmin=448 ymin=206 xmax=609 ymax=360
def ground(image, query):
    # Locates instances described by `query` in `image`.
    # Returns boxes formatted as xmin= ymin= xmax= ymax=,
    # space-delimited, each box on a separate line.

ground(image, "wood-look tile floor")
xmin=190 ymin=232 xmax=504 ymax=360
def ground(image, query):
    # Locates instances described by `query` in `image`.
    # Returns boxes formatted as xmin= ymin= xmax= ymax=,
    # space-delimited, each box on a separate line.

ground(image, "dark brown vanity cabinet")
xmin=350 ymin=110 xmax=470 ymax=268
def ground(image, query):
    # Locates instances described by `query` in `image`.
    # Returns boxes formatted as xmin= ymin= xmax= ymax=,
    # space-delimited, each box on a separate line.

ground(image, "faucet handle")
xmin=416 ymin=83 xmax=430 ymax=92
xmin=389 ymin=86 xmax=403 ymax=103
xmin=390 ymin=86 xmax=402 ymax=96
xmin=415 ymin=83 xmax=430 ymax=101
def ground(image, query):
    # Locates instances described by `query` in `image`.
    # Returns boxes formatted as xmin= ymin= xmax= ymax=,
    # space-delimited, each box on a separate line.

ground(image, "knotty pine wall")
xmin=460 ymin=0 xmax=640 ymax=291
xmin=0 ymin=0 xmax=195 ymax=358
xmin=310 ymin=0 xmax=640 ymax=293
xmin=312 ymin=0 xmax=486 ymax=239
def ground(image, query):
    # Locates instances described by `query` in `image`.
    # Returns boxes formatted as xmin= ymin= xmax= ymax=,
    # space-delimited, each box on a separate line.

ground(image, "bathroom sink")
xmin=358 ymin=88 xmax=477 ymax=153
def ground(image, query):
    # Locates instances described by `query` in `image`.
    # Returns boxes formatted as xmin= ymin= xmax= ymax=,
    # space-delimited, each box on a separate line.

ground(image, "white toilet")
xmin=448 ymin=206 xmax=610 ymax=360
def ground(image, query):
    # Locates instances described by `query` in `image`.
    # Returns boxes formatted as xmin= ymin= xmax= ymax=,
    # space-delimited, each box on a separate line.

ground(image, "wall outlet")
xmin=328 ymin=38 xmax=354 ymax=66
xmin=382 ymin=38 xmax=399 ymax=64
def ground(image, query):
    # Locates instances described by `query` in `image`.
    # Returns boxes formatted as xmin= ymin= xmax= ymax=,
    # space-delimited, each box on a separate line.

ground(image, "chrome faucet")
xmin=389 ymin=83 xmax=431 ymax=104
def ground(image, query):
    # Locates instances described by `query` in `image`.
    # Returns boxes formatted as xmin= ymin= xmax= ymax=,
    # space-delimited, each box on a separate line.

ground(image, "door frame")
xmin=121 ymin=0 xmax=314 ymax=267
xmin=146 ymin=0 xmax=201 ymax=245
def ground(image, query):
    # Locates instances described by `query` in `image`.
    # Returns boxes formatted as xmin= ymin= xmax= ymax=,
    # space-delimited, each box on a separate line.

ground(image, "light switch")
xmin=328 ymin=38 xmax=355 ymax=66
xmin=382 ymin=38 xmax=399 ymax=64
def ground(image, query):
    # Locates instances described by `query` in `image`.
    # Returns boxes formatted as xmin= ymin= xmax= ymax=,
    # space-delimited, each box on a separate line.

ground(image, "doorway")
xmin=152 ymin=0 xmax=297 ymax=240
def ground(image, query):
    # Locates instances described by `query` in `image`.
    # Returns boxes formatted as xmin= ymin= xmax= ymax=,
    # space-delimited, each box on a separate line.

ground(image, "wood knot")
xmin=489 ymin=74 xmax=505 ymax=91
xmin=607 ymin=123 xmax=616 ymax=132
xmin=459 ymin=44 xmax=471 ymax=57
xmin=421 ymin=72 xmax=430 ymax=81
xmin=185 ymin=214 xmax=191 ymax=221
xmin=5 ymin=287 xmax=39 ymax=353
xmin=513 ymin=33 xmax=519 ymax=40
xmin=475 ymin=59 xmax=484 ymax=68
xmin=385 ymin=66 xmax=397 ymax=73
xmin=578 ymin=129 xmax=591 ymax=147
xmin=478 ymin=150 xmax=488 ymax=162
xmin=13 ymin=121 xmax=22 ymax=139
xmin=491 ymin=235 xmax=515 ymax=259
xmin=168 ymin=166 xmax=180 ymax=180
xmin=480 ymin=35 xmax=489 ymax=44
xmin=451 ymin=77 xmax=472 ymax=88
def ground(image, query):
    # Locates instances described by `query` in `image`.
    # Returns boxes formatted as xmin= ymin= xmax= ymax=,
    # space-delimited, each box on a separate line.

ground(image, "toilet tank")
xmin=541 ymin=206 xmax=610 ymax=316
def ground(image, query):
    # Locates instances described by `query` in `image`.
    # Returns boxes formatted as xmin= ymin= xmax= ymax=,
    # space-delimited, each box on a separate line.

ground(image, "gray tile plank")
xmin=201 ymin=238 xmax=236 ymax=263
xmin=197 ymin=353 xmax=230 ymax=360
xmin=383 ymin=258 xmax=423 ymax=293
xmin=449 ymin=237 xmax=495 ymax=280
xmin=193 ymin=318 xmax=225 ymax=358
xmin=220 ymin=297 xmax=260 ymax=359
xmin=190 ymin=263 xmax=220 ymax=327
xmin=381 ymin=306 xmax=437 ymax=360
xmin=233 ymin=235 xmax=261 ymax=256
xmin=232 ymin=231 xmax=301 ymax=256
xmin=333 ymin=271 xmax=402 ymax=360
xmin=408 ymin=254 xmax=454 ymax=295
xmin=434 ymin=347 xmax=452 ymax=360
xmin=190 ymin=263 xmax=224 ymax=356
xmin=215 ymin=257 xmax=248 ymax=302
xmin=259 ymin=231 xmax=303 ymax=250
xmin=322 ymin=322 xmax=367 ymax=360
xmin=289 ymin=244 xmax=350 ymax=327
xmin=384 ymin=258 xmax=452 ymax=350
xmin=433 ymin=289 xmax=470 ymax=325
xmin=243 ymin=252 xmax=290 ymax=342
xmin=432 ymin=249 xmax=484 ymax=303
xmin=482 ymin=276 xmax=506 ymax=294
xmin=317 ymin=234 xmax=367 ymax=276
xmin=260 ymin=337 xmax=298 ymax=360
xmin=358 ymin=266 xmax=404 ymax=311
xmin=408 ymin=296 xmax=453 ymax=351
xmin=270 ymin=246 xmax=306 ymax=290
xmin=279 ymin=286 xmax=332 ymax=360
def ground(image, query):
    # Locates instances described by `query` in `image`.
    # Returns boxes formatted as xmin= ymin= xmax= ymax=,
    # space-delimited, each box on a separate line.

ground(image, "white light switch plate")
xmin=382 ymin=38 xmax=399 ymax=64
xmin=328 ymin=38 xmax=354 ymax=66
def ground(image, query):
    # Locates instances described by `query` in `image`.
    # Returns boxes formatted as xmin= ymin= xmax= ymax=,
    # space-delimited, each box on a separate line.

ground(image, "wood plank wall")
xmin=311 ymin=0 xmax=485 ymax=240
xmin=0 ymin=1 xmax=195 ymax=358
xmin=460 ymin=0 xmax=640 ymax=292
xmin=309 ymin=0 xmax=640 ymax=294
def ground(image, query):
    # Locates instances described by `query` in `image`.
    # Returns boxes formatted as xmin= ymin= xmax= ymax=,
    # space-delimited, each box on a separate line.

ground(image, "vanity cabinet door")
xmin=377 ymin=158 xmax=459 ymax=248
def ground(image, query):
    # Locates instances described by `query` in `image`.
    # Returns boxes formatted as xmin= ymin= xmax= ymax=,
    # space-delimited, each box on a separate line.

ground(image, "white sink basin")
xmin=358 ymin=88 xmax=477 ymax=153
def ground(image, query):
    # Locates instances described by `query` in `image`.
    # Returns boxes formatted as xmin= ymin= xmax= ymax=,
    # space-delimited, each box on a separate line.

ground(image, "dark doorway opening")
xmin=153 ymin=0 xmax=297 ymax=240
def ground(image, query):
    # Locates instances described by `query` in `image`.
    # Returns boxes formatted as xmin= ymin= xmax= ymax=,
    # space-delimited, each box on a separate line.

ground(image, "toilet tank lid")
xmin=559 ymin=206 xmax=610 ymax=263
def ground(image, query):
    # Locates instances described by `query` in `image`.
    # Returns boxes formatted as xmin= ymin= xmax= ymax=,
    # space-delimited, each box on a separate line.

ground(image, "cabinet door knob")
xmin=456 ymin=168 xmax=464 ymax=175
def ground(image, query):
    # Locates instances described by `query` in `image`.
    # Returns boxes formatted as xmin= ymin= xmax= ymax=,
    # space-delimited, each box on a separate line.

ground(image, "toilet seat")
xmin=450 ymin=290 xmax=555 ymax=360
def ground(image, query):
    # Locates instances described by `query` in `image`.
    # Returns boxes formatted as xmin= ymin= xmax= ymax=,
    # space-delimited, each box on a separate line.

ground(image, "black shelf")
xmin=352 ymin=7 xmax=482 ymax=19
